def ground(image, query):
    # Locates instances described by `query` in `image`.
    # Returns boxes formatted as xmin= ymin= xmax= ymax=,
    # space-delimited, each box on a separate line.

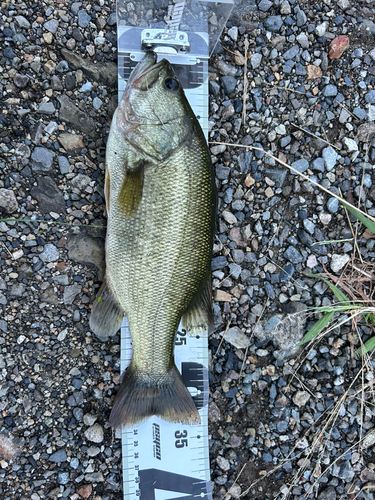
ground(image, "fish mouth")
xmin=127 ymin=51 xmax=167 ymax=90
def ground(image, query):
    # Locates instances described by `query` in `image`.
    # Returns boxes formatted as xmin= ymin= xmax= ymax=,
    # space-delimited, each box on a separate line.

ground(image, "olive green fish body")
xmin=90 ymin=52 xmax=216 ymax=427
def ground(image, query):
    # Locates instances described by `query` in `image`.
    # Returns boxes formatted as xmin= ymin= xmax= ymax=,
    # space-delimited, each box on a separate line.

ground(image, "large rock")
xmin=57 ymin=95 xmax=96 ymax=138
xmin=60 ymin=48 xmax=117 ymax=87
xmin=30 ymin=176 xmax=66 ymax=214
xmin=0 ymin=189 xmax=18 ymax=213
xmin=66 ymin=232 xmax=105 ymax=279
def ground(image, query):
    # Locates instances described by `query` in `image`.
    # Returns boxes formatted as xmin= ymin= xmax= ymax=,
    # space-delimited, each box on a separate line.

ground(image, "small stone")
xmin=215 ymin=290 xmax=232 ymax=302
xmin=39 ymin=244 xmax=59 ymax=263
xmin=291 ymin=159 xmax=309 ymax=174
xmin=327 ymin=197 xmax=339 ymax=213
xmin=319 ymin=212 xmax=332 ymax=225
xmin=329 ymin=36 xmax=349 ymax=59
xmin=330 ymin=254 xmax=350 ymax=273
xmin=58 ymin=133 xmax=85 ymax=152
xmin=37 ymin=102 xmax=56 ymax=115
xmin=216 ymin=456 xmax=230 ymax=471
xmin=212 ymin=256 xmax=228 ymax=271
xmin=224 ymin=327 xmax=250 ymax=349
xmin=296 ymin=33 xmax=309 ymax=49
xmin=93 ymin=97 xmax=103 ymax=110
xmin=361 ymin=20 xmax=375 ymax=37
xmin=43 ymin=32 xmax=53 ymax=44
xmin=78 ymin=10 xmax=91 ymax=28
xmin=31 ymin=147 xmax=55 ymax=172
xmin=83 ymin=414 xmax=97 ymax=426
xmin=85 ymin=472 xmax=104 ymax=482
xmin=283 ymin=45 xmax=299 ymax=60
xmin=76 ymin=484 xmax=93 ymax=499
xmin=79 ymin=82 xmax=92 ymax=93
xmin=303 ymin=219 xmax=315 ymax=235
xmin=362 ymin=430 xmax=375 ymax=450
xmin=222 ymin=210 xmax=237 ymax=224
xmin=315 ymin=21 xmax=329 ymax=37
xmin=342 ymin=137 xmax=358 ymax=152
xmin=339 ymin=108 xmax=351 ymax=124
xmin=15 ymin=16 xmax=31 ymax=29
xmin=258 ymin=0 xmax=273 ymax=12
xmin=251 ymin=53 xmax=262 ymax=69
xmin=227 ymin=26 xmax=238 ymax=41
xmin=264 ymin=16 xmax=283 ymax=33
xmin=70 ymin=173 xmax=91 ymax=190
xmin=280 ymin=1 xmax=291 ymax=15
xmin=44 ymin=19 xmax=59 ymax=33
xmin=210 ymin=144 xmax=226 ymax=155
xmin=51 ymin=75 xmax=63 ymax=90
xmin=322 ymin=147 xmax=338 ymax=170
xmin=221 ymin=75 xmax=237 ymax=95
xmin=87 ymin=446 xmax=101 ymax=457
xmin=4 ymin=47 xmax=16 ymax=59
xmin=322 ymin=85 xmax=338 ymax=97
xmin=13 ymin=73 xmax=29 ymax=88
xmin=58 ymin=95 xmax=95 ymax=137
xmin=307 ymin=65 xmax=322 ymax=79
xmin=293 ymin=390 xmax=310 ymax=406
xmin=296 ymin=9 xmax=307 ymax=27
xmin=49 ymin=449 xmax=67 ymax=463
xmin=264 ymin=316 xmax=280 ymax=333
xmin=358 ymin=122 xmax=375 ymax=142
xmin=0 ymin=189 xmax=18 ymax=213
xmin=84 ymin=423 xmax=104 ymax=443
xmin=58 ymin=472 xmax=69 ymax=485
xmin=64 ymin=284 xmax=82 ymax=305
xmin=337 ymin=0 xmax=350 ymax=10
xmin=365 ymin=90 xmax=375 ymax=104
xmin=306 ymin=254 xmax=318 ymax=268
xmin=228 ymin=484 xmax=241 ymax=499
xmin=284 ymin=246 xmax=303 ymax=264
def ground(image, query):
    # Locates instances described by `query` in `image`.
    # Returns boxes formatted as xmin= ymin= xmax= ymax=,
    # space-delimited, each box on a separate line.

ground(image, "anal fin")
xmin=90 ymin=278 xmax=124 ymax=340
xmin=181 ymin=275 xmax=214 ymax=335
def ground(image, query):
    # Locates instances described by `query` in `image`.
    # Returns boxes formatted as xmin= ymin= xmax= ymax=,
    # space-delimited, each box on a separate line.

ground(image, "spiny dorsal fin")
xmin=117 ymin=161 xmax=145 ymax=217
xmin=89 ymin=278 xmax=124 ymax=340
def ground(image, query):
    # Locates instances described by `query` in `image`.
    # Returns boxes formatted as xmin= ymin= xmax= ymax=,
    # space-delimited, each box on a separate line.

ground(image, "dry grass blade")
xmin=213 ymin=320 xmax=231 ymax=363
xmin=242 ymin=36 xmax=249 ymax=126
xmin=291 ymin=122 xmax=341 ymax=150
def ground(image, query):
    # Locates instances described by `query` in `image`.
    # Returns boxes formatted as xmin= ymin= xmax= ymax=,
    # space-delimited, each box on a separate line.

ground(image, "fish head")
xmin=117 ymin=51 xmax=193 ymax=160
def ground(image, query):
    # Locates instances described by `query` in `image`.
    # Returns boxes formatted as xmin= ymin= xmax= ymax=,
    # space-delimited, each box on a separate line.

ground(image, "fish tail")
xmin=109 ymin=363 xmax=201 ymax=428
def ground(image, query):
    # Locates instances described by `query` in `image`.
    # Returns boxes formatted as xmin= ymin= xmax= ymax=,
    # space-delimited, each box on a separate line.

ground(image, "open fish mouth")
xmin=127 ymin=51 xmax=168 ymax=90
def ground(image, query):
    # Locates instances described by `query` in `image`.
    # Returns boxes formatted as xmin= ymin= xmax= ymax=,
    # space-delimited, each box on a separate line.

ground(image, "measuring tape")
xmin=117 ymin=23 xmax=212 ymax=500
xmin=115 ymin=1 xmax=234 ymax=497
xmin=120 ymin=319 xmax=211 ymax=500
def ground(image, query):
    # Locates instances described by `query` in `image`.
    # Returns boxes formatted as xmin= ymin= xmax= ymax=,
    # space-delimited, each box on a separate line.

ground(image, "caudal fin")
xmin=109 ymin=364 xmax=201 ymax=428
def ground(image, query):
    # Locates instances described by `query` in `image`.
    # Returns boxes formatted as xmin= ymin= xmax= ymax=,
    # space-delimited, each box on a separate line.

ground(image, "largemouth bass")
xmin=90 ymin=51 xmax=217 ymax=427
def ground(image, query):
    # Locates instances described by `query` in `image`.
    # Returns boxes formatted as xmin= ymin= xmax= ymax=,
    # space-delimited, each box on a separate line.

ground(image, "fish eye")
xmin=164 ymin=78 xmax=179 ymax=91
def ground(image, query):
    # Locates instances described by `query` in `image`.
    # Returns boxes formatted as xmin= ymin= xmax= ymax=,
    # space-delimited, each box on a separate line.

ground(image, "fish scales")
xmin=90 ymin=51 xmax=216 ymax=427
xmin=107 ymin=133 xmax=214 ymax=374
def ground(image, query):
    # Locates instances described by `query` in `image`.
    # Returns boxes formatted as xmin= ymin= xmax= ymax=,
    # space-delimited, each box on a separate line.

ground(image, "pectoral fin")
xmin=118 ymin=161 xmax=145 ymax=217
xmin=181 ymin=275 xmax=214 ymax=334
xmin=89 ymin=278 xmax=124 ymax=340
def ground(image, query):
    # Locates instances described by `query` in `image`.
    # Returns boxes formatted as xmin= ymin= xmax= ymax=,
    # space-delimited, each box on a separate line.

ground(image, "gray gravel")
xmin=1 ymin=0 xmax=375 ymax=499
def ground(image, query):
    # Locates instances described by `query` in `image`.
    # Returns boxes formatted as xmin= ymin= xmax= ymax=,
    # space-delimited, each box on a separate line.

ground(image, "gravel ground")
xmin=1 ymin=0 xmax=375 ymax=499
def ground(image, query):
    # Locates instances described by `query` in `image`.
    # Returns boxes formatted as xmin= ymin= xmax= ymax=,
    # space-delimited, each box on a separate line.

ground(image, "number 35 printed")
xmin=175 ymin=430 xmax=188 ymax=448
